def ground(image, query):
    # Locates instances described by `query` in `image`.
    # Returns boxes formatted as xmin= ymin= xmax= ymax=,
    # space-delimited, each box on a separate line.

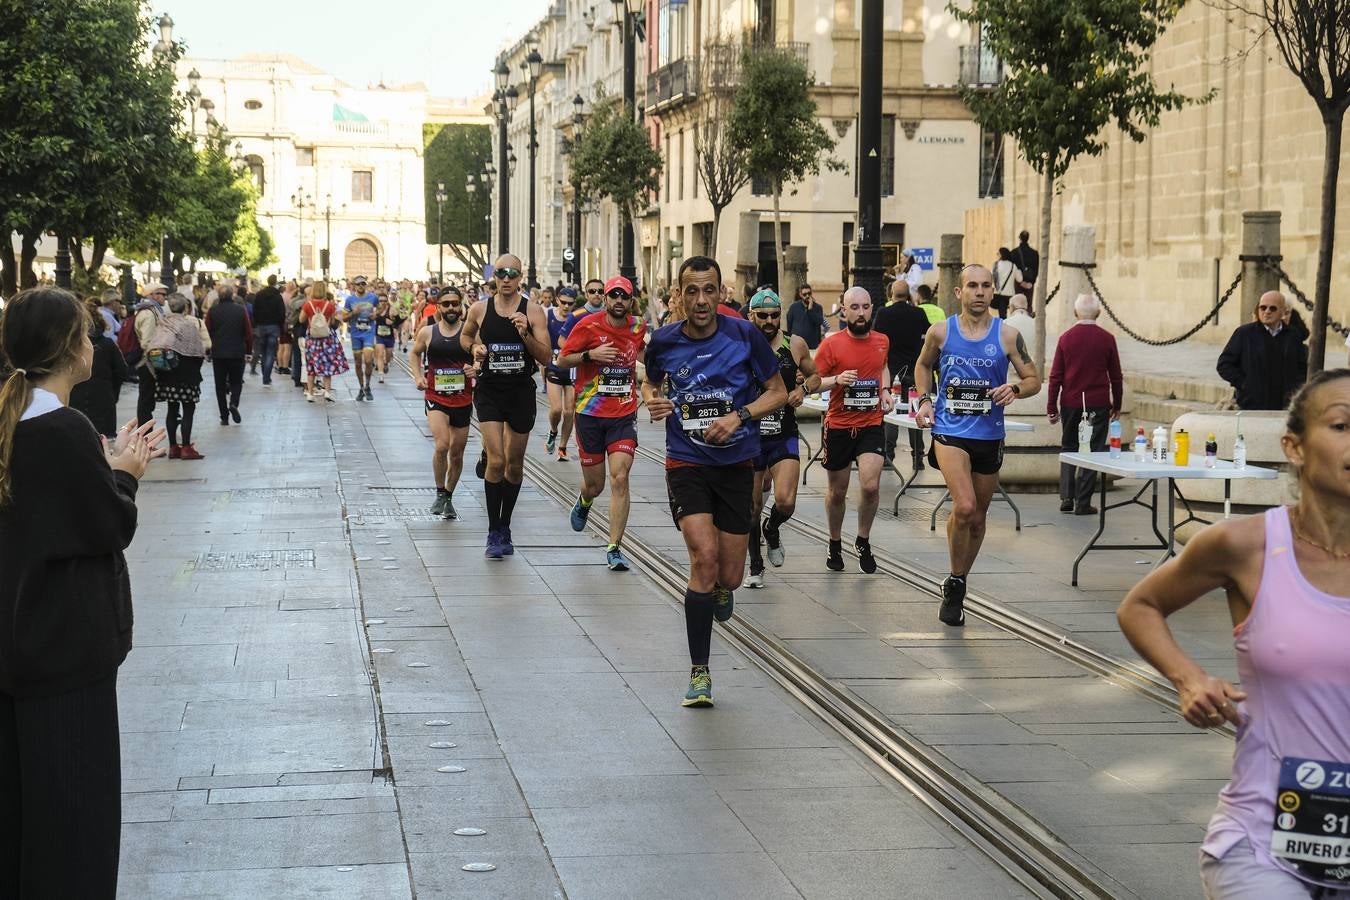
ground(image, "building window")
xmin=752 ymin=174 xmax=771 ymax=196
xmin=245 ymin=155 xmax=265 ymax=196
xmin=300 ymin=242 xmax=314 ymax=272
xmin=244 ymin=99 xmax=263 ymax=111
xmin=296 ymin=147 xmax=314 ymax=167
xmin=692 ymin=124 xmax=699 ymax=199
xmin=677 ymin=131 xmax=685 ymax=200
xmin=881 ymin=115 xmax=895 ymax=197
xmin=664 ymin=135 xmax=671 ymax=199
xmin=352 ymin=170 xmax=373 ymax=203
xmin=979 ymin=128 xmax=1004 ymax=198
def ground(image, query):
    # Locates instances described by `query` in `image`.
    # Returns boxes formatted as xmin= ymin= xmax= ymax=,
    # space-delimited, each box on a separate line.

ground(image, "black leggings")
xmin=166 ymin=400 xmax=195 ymax=445
xmin=0 ymin=675 xmax=121 ymax=898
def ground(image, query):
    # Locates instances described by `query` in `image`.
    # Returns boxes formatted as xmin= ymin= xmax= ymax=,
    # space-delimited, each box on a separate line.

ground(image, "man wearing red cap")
xmin=556 ymin=275 xmax=647 ymax=571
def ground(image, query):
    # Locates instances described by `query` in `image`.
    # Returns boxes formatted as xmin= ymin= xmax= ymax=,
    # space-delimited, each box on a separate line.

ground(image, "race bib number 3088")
xmin=1271 ymin=757 xmax=1350 ymax=886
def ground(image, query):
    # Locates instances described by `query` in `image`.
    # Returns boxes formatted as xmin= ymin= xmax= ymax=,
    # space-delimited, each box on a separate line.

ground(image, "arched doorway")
xmin=344 ymin=238 xmax=379 ymax=280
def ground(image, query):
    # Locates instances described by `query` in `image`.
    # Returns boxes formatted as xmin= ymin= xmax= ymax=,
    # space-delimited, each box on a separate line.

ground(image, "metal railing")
xmin=704 ymin=40 xmax=809 ymax=91
xmin=959 ymin=44 xmax=1003 ymax=86
xmin=646 ymin=58 xmax=698 ymax=112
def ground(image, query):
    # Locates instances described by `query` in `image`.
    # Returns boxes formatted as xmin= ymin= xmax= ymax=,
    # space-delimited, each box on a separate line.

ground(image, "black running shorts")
xmin=822 ymin=424 xmax=885 ymax=471
xmin=425 ymin=400 xmax=472 ymax=429
xmin=930 ymin=433 xmax=1005 ymax=475
xmin=473 ymin=382 xmax=537 ymax=434
xmin=665 ymin=464 xmax=753 ymax=535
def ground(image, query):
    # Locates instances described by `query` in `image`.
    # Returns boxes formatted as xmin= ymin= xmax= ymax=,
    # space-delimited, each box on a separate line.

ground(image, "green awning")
xmin=332 ymin=103 xmax=370 ymax=122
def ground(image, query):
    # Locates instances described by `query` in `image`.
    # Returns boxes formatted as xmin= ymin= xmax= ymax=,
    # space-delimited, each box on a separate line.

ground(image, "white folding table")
xmin=1057 ymin=451 xmax=1278 ymax=586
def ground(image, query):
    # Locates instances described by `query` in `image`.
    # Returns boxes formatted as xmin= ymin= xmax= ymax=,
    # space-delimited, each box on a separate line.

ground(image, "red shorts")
xmin=575 ymin=413 xmax=637 ymax=467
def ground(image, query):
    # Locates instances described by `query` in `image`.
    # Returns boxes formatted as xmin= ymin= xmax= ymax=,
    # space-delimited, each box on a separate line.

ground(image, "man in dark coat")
xmin=1216 ymin=290 xmax=1308 ymax=410
xmin=250 ymin=274 xmax=286 ymax=385
xmin=1010 ymin=230 xmax=1039 ymax=304
xmin=204 ymin=283 xmax=254 ymax=425
xmin=872 ymin=279 xmax=930 ymax=467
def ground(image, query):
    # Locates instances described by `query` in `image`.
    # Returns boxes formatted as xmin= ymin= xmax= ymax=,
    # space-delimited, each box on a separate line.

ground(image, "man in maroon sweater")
xmin=1047 ymin=294 xmax=1123 ymax=514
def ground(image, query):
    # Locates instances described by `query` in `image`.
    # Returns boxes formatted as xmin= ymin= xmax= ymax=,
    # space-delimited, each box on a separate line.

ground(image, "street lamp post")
xmin=291 ymin=190 xmax=312 ymax=278
xmin=571 ymin=94 xmax=587 ymax=285
xmin=612 ymin=0 xmax=643 ymax=282
xmin=851 ymin=0 xmax=885 ymax=304
xmin=435 ymin=181 xmax=447 ymax=284
xmin=186 ymin=67 xmax=201 ymax=135
xmin=524 ymin=48 xmax=543 ymax=287
xmin=155 ymin=12 xmax=175 ymax=289
xmin=322 ymin=193 xmax=344 ymax=281
xmin=493 ymin=62 xmax=513 ymax=253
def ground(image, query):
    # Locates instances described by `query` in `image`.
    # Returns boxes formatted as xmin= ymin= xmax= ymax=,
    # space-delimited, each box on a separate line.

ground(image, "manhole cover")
xmin=229 ymin=487 xmax=324 ymax=501
xmin=365 ymin=486 xmax=438 ymax=493
xmin=346 ymin=507 xmax=442 ymax=521
xmin=189 ymin=549 xmax=316 ymax=571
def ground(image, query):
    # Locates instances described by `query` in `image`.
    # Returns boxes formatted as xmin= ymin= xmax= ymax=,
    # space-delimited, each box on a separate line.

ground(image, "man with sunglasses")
xmin=410 ymin=290 xmax=477 ymax=521
xmin=460 ymin=254 xmax=553 ymax=557
xmin=543 ymin=287 xmax=578 ymax=460
xmin=556 ymin=275 xmax=647 ymax=571
xmin=814 ymin=286 xmax=895 ymax=575
xmin=641 ymin=256 xmax=788 ymax=707
xmin=743 ymin=289 xmax=820 ymax=588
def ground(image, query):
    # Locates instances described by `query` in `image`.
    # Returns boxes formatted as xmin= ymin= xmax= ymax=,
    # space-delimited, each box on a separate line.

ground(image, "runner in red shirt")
xmin=813 ymin=285 xmax=894 ymax=573
xmin=557 ymin=275 xmax=647 ymax=571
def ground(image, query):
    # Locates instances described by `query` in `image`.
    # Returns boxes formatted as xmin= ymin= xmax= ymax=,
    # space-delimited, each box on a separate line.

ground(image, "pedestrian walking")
xmin=286 ymin=282 xmax=307 ymax=388
xmin=873 ymin=278 xmax=931 ymax=468
xmin=898 ymin=250 xmax=926 ymax=294
xmin=70 ymin=297 xmax=129 ymax=438
xmin=204 ymin=284 xmax=252 ymax=425
xmin=990 ymin=247 xmax=1022 ymax=318
xmin=0 ymin=287 xmax=165 ymax=900
xmin=250 ymin=275 xmax=285 ymax=385
xmin=129 ymin=283 xmax=169 ymax=426
xmin=1047 ymin=294 xmax=1123 ymax=515
xmin=300 ymin=281 xmax=349 ymax=402
xmin=1217 ymin=290 xmax=1309 ymax=410
xmin=96 ymin=289 xmax=121 ymax=340
xmin=1004 ymin=293 xmax=1036 ymax=346
xmin=149 ymin=295 xmax=210 ymax=459
xmin=785 ymin=283 xmax=827 ymax=349
xmin=1010 ymin=230 xmax=1039 ymax=305
xmin=1118 ymin=369 xmax=1350 ymax=899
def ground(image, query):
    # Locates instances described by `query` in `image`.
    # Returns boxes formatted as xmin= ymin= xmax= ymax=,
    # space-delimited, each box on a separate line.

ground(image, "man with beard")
xmin=641 ymin=256 xmax=787 ymax=707
xmin=344 ymin=276 xmax=380 ymax=401
xmin=410 ymin=291 xmax=477 ymax=521
xmin=556 ymin=275 xmax=647 ymax=571
xmin=814 ymin=286 xmax=894 ymax=574
xmin=460 ymin=254 xmax=553 ymax=558
xmin=913 ymin=264 xmax=1041 ymax=626
xmin=744 ymin=288 xmax=820 ymax=589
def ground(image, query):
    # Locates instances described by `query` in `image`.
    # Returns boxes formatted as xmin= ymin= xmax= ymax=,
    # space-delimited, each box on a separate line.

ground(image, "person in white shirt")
xmin=991 ymin=247 xmax=1022 ymax=319
xmin=1005 ymin=293 xmax=1036 ymax=346
xmin=899 ymin=250 xmax=925 ymax=293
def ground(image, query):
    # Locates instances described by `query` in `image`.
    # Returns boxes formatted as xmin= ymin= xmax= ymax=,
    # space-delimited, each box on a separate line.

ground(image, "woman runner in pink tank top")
xmin=1119 ymin=370 xmax=1350 ymax=899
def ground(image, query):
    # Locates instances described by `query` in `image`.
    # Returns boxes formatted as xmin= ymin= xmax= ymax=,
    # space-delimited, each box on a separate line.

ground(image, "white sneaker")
xmin=305 ymin=391 xmax=314 ymax=402
xmin=745 ymin=571 xmax=765 ymax=589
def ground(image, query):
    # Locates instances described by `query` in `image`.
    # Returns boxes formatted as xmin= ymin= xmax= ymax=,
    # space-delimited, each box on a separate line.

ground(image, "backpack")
xmin=145 ymin=347 xmax=180 ymax=372
xmin=307 ymin=301 xmax=332 ymax=338
xmin=117 ymin=305 xmax=159 ymax=367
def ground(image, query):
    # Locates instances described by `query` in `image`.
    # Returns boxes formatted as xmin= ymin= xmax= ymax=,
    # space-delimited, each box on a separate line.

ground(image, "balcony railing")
xmin=704 ymin=41 xmax=809 ymax=91
xmin=959 ymin=44 xmax=1003 ymax=87
xmin=646 ymin=58 xmax=698 ymax=113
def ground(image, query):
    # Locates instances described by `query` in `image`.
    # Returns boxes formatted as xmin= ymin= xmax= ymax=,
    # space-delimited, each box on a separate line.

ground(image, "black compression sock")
xmin=484 ymin=480 xmax=502 ymax=531
xmin=499 ymin=479 xmax=522 ymax=528
xmin=767 ymin=505 xmax=791 ymax=530
xmin=828 ymin=539 xmax=842 ymax=554
xmin=684 ymin=588 xmax=715 ymax=666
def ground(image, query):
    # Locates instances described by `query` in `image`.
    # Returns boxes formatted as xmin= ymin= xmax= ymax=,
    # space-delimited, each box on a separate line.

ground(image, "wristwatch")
xmin=582 ymin=350 xmax=590 ymax=362
xmin=1010 ymin=384 xmax=1021 ymax=397
xmin=736 ymin=406 xmax=752 ymax=425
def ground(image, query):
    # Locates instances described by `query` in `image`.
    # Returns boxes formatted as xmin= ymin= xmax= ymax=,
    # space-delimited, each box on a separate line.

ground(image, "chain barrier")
xmin=1257 ymin=257 xmax=1349 ymax=339
xmin=1042 ymin=281 xmax=1061 ymax=307
xmin=1081 ymin=265 xmax=1244 ymax=347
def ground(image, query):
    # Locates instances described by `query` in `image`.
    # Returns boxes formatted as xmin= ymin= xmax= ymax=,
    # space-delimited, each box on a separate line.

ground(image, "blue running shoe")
xmin=569 ymin=494 xmax=591 ymax=532
xmin=682 ymin=667 xmax=713 ymax=707
xmin=484 ymin=529 xmax=504 ymax=559
xmin=500 ymin=527 xmax=515 ymax=555
xmin=712 ymin=584 xmax=734 ymax=622
xmin=606 ymin=545 xmax=630 ymax=571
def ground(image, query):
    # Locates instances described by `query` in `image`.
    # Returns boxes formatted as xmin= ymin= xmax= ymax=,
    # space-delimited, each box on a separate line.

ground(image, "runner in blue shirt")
xmin=344 ymin=275 xmax=380 ymax=401
xmin=641 ymin=255 xmax=787 ymax=707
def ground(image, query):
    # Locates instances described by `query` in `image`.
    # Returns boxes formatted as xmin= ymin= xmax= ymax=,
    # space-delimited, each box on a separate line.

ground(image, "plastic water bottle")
xmin=1233 ymin=432 xmax=1247 ymax=469
xmin=1152 ymin=425 xmax=1168 ymax=463
xmin=1175 ymin=429 xmax=1190 ymax=467
xmin=1133 ymin=427 xmax=1147 ymax=462
xmin=1109 ymin=419 xmax=1122 ymax=459
xmin=1205 ymin=433 xmax=1218 ymax=468
xmin=907 ymin=385 xmax=918 ymax=418
xmin=1077 ymin=413 xmax=1092 ymax=454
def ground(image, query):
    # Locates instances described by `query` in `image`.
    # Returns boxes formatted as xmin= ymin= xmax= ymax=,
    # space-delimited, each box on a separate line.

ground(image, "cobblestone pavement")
xmin=112 ymin=358 xmax=1233 ymax=899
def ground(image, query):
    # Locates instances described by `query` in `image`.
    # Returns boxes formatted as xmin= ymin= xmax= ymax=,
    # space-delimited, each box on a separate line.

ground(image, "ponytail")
xmin=0 ymin=369 xmax=35 ymax=506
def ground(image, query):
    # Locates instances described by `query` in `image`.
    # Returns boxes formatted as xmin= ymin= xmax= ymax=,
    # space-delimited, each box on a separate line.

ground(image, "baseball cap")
xmin=749 ymin=288 xmax=782 ymax=310
xmin=558 ymin=286 xmax=578 ymax=299
xmin=354 ymin=275 xmax=368 ymax=285
xmin=603 ymin=275 xmax=634 ymax=296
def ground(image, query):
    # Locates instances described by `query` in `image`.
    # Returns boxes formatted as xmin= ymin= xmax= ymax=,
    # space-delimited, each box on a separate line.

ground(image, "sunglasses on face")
xmin=1258 ymin=305 xmax=1281 ymax=312
xmin=607 ymin=290 xmax=631 ymax=300
xmin=585 ymin=287 xmax=603 ymax=295
xmin=496 ymin=267 xmax=522 ymax=279
xmin=754 ymin=311 xmax=781 ymax=320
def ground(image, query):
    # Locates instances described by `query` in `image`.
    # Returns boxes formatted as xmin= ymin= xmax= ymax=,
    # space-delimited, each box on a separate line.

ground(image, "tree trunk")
xmin=91 ymin=236 xmax=108 ymax=271
xmin=710 ymin=207 xmax=722 ymax=257
xmin=19 ymin=230 xmax=39 ymax=289
xmin=772 ymin=181 xmax=784 ymax=289
xmin=70 ymin=235 xmax=88 ymax=276
xmin=1032 ymin=158 xmax=1055 ymax=374
xmin=1309 ymin=110 xmax=1343 ymax=374
xmin=0 ymin=228 xmax=16 ymax=298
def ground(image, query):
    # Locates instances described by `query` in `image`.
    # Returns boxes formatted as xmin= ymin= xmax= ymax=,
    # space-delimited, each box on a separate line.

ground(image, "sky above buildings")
xmin=166 ymin=0 xmax=554 ymax=99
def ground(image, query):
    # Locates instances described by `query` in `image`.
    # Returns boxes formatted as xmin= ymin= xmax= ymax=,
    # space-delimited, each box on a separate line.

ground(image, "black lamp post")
xmin=482 ymin=162 xmax=496 ymax=256
xmin=435 ymin=181 xmax=447 ymax=284
xmin=186 ymin=67 xmax=201 ymax=136
xmin=322 ymin=193 xmax=344 ymax=281
xmin=155 ymin=12 xmax=175 ymax=289
xmin=493 ymin=61 xmax=512 ymax=253
xmin=851 ymin=0 xmax=884 ymax=304
xmin=524 ymin=47 xmax=543 ymax=287
xmin=611 ymin=0 xmax=643 ymax=282
xmin=291 ymin=190 xmax=312 ymax=278
xmin=571 ymin=94 xmax=587 ymax=284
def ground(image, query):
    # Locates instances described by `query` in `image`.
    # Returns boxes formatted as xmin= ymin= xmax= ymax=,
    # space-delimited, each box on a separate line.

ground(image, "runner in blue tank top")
xmin=913 ymin=264 xmax=1041 ymax=626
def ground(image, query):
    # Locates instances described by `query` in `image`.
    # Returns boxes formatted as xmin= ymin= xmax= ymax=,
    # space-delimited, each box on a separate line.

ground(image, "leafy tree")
xmin=424 ymin=123 xmax=493 ymax=276
xmin=570 ymin=87 xmax=663 ymax=249
xmin=726 ymin=48 xmax=840 ymax=282
xmin=695 ymin=46 xmax=750 ymax=254
xmin=951 ymin=0 xmax=1208 ymax=370
xmin=0 ymin=0 xmax=192 ymax=294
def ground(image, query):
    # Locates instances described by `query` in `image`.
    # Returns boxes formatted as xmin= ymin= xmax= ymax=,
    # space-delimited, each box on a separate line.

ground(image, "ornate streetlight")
xmin=153 ymin=12 xmax=175 ymax=288
xmin=493 ymin=61 xmax=512 ymax=252
xmin=524 ymin=47 xmax=543 ymax=286
xmin=435 ymin=181 xmax=448 ymax=284
xmin=322 ymin=193 xmax=344 ymax=281
xmin=290 ymin=190 xmax=313 ymax=277
xmin=186 ymin=67 xmax=201 ymax=135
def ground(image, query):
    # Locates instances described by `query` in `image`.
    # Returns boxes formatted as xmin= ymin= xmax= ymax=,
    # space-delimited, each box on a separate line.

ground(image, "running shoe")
xmin=826 ymin=541 xmax=845 ymax=572
xmin=606 ymin=545 xmax=630 ymax=571
xmin=499 ymin=527 xmax=515 ymax=555
xmin=430 ymin=492 xmax=449 ymax=516
xmin=570 ymin=494 xmax=591 ymax=532
xmin=324 ymin=391 xmax=335 ymax=403
xmin=763 ymin=516 xmax=785 ymax=567
xmin=305 ymin=391 xmax=315 ymax=403
xmin=856 ymin=539 xmax=877 ymax=574
xmin=441 ymin=498 xmax=458 ymax=521
xmin=682 ymin=667 xmax=713 ymax=708
xmin=712 ymin=584 xmax=734 ymax=622
xmin=475 ymin=451 xmax=487 ymax=479
xmin=229 ymin=405 xmax=241 ymax=424
xmin=939 ymin=575 xmax=967 ymax=627
xmin=484 ymin=529 xmax=504 ymax=559
xmin=378 ymin=375 xmax=385 ymax=384
xmin=557 ymin=448 xmax=569 ymax=462
xmin=546 ymin=431 xmax=558 ymax=454
xmin=745 ymin=568 xmax=765 ymax=589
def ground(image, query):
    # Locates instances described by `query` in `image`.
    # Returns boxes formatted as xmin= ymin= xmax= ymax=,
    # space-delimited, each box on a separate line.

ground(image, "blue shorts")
xmin=755 ymin=435 xmax=800 ymax=472
xmin=350 ymin=329 xmax=377 ymax=352
xmin=376 ymin=335 xmax=396 ymax=348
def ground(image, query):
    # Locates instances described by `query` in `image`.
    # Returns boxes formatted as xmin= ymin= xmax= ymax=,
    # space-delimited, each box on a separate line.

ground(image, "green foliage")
xmin=726 ymin=49 xmax=840 ymax=195
xmin=570 ymin=88 xmax=663 ymax=225
xmin=949 ymin=0 xmax=1205 ymax=179
xmin=424 ymin=122 xmax=493 ymax=249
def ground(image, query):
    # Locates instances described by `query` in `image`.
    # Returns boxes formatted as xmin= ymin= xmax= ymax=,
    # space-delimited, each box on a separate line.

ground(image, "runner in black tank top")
xmin=410 ymin=292 xmax=477 ymax=520
xmin=458 ymin=255 xmax=553 ymax=558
